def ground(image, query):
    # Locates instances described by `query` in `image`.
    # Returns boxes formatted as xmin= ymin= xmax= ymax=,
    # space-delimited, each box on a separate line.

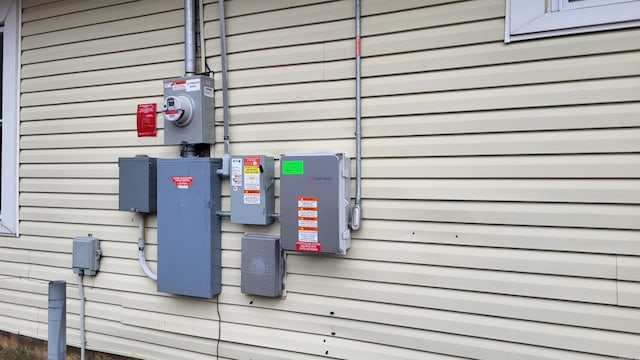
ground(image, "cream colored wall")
xmin=1 ymin=0 xmax=639 ymax=359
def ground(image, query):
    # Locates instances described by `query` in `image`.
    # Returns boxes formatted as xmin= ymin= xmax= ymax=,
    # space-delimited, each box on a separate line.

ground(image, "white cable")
xmin=78 ymin=274 xmax=86 ymax=360
xmin=137 ymin=213 xmax=158 ymax=281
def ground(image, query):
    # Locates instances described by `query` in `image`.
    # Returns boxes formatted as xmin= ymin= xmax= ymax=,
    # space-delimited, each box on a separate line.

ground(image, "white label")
xmin=186 ymin=78 xmax=201 ymax=92
xmin=298 ymin=230 xmax=318 ymax=242
xmin=298 ymin=200 xmax=318 ymax=208
xmin=244 ymin=173 xmax=260 ymax=186
xmin=172 ymin=83 xmax=186 ymax=91
xmin=298 ymin=219 xmax=318 ymax=227
xmin=298 ymin=210 xmax=318 ymax=217
xmin=231 ymin=159 xmax=242 ymax=187
xmin=203 ymin=86 xmax=214 ymax=97
xmin=243 ymin=193 xmax=261 ymax=205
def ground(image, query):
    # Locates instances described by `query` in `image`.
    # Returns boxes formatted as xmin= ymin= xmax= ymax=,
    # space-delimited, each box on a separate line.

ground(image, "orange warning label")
xmin=297 ymin=196 xmax=319 ymax=251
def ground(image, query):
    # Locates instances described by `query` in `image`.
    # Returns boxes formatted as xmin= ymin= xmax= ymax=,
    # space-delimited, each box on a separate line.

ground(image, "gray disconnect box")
xmin=162 ymin=75 xmax=215 ymax=145
xmin=241 ymin=234 xmax=284 ymax=297
xmin=72 ymin=235 xmax=101 ymax=276
xmin=156 ymin=157 xmax=222 ymax=298
xmin=118 ymin=155 xmax=157 ymax=213
xmin=279 ymin=153 xmax=351 ymax=255
xmin=230 ymin=155 xmax=275 ymax=225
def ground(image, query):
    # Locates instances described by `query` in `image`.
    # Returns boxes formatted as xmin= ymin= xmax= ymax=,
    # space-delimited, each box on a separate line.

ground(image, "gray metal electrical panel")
xmin=230 ymin=155 xmax=275 ymax=225
xmin=162 ymin=75 xmax=215 ymax=145
xmin=72 ymin=235 xmax=101 ymax=275
xmin=156 ymin=157 xmax=222 ymax=298
xmin=241 ymin=234 xmax=284 ymax=297
xmin=279 ymin=153 xmax=351 ymax=255
xmin=118 ymin=155 xmax=157 ymax=213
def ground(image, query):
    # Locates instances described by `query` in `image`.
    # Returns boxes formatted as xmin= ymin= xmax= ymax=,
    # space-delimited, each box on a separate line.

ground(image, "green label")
xmin=282 ymin=160 xmax=304 ymax=175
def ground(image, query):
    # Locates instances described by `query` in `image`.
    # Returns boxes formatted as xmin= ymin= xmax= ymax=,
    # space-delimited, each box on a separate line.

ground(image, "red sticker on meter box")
xmin=172 ymin=176 xmax=193 ymax=189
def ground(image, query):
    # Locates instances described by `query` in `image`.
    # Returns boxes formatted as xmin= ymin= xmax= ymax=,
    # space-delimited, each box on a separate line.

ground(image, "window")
xmin=505 ymin=0 xmax=640 ymax=42
xmin=0 ymin=0 xmax=19 ymax=235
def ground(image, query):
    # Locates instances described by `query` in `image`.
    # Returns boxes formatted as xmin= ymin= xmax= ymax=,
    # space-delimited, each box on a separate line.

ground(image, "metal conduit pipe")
xmin=48 ymin=281 xmax=67 ymax=360
xmin=184 ymin=0 xmax=197 ymax=75
xmin=351 ymin=0 xmax=363 ymax=231
xmin=217 ymin=0 xmax=232 ymax=176
xmin=78 ymin=275 xmax=86 ymax=360
xmin=137 ymin=212 xmax=157 ymax=281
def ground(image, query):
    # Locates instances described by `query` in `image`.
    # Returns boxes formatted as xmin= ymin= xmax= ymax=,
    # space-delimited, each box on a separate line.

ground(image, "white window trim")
xmin=505 ymin=0 xmax=640 ymax=42
xmin=0 ymin=0 xmax=19 ymax=236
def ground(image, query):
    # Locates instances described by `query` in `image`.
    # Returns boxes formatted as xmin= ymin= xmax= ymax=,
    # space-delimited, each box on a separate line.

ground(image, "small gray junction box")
xmin=156 ymin=157 xmax=222 ymax=298
xmin=230 ymin=155 xmax=275 ymax=225
xmin=241 ymin=234 xmax=284 ymax=297
xmin=118 ymin=156 xmax=157 ymax=213
xmin=72 ymin=235 xmax=101 ymax=276
xmin=279 ymin=153 xmax=351 ymax=255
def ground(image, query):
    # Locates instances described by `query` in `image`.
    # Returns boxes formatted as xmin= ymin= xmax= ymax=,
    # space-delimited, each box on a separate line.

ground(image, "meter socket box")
xmin=156 ymin=157 xmax=222 ymax=298
xmin=118 ymin=155 xmax=157 ymax=213
xmin=279 ymin=153 xmax=351 ymax=255
xmin=230 ymin=155 xmax=275 ymax=225
xmin=162 ymin=75 xmax=215 ymax=145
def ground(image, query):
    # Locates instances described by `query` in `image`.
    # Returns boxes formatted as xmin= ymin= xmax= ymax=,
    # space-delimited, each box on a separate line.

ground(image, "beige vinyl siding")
xmin=0 ymin=0 xmax=637 ymax=359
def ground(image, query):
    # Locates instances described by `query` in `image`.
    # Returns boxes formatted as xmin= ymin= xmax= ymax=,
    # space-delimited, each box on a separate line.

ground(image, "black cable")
xmin=216 ymin=295 xmax=222 ymax=359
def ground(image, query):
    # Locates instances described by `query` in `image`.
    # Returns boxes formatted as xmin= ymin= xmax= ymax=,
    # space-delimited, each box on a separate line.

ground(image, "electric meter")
xmin=162 ymin=75 xmax=215 ymax=145
xmin=163 ymin=95 xmax=193 ymax=126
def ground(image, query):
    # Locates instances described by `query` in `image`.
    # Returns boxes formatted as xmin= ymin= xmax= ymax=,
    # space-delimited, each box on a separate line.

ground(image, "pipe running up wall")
xmin=48 ymin=281 xmax=67 ymax=360
xmin=184 ymin=0 xmax=197 ymax=75
xmin=351 ymin=0 xmax=363 ymax=231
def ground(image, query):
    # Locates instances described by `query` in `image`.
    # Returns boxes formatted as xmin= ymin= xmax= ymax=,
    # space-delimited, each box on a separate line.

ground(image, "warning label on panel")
xmin=297 ymin=196 xmax=320 ymax=252
xmin=296 ymin=241 xmax=321 ymax=252
xmin=243 ymin=156 xmax=261 ymax=204
xmin=231 ymin=158 xmax=242 ymax=188
xmin=172 ymin=176 xmax=193 ymax=189
xmin=185 ymin=78 xmax=201 ymax=92
xmin=171 ymin=80 xmax=187 ymax=91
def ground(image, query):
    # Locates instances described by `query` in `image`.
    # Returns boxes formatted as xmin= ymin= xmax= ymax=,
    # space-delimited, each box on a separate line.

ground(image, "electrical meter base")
xmin=162 ymin=75 xmax=215 ymax=145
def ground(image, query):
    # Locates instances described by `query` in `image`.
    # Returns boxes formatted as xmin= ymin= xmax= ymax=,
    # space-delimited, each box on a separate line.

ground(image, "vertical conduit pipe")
xmin=48 ymin=281 xmax=66 ymax=360
xmin=78 ymin=275 xmax=86 ymax=360
xmin=137 ymin=212 xmax=157 ymax=281
xmin=218 ymin=0 xmax=231 ymax=176
xmin=199 ymin=0 xmax=206 ymax=74
xmin=185 ymin=0 xmax=197 ymax=75
xmin=351 ymin=0 xmax=363 ymax=231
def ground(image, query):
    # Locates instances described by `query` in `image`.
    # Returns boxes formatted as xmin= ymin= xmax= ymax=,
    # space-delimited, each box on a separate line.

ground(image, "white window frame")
xmin=0 ymin=0 xmax=19 ymax=235
xmin=505 ymin=0 xmax=640 ymax=42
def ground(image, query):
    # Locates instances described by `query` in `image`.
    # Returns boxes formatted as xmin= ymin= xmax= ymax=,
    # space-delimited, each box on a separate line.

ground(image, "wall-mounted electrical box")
xmin=279 ymin=153 xmax=351 ymax=255
xmin=230 ymin=155 xmax=275 ymax=225
xmin=241 ymin=234 xmax=284 ymax=297
xmin=118 ymin=155 xmax=157 ymax=213
xmin=156 ymin=157 xmax=222 ymax=298
xmin=162 ymin=75 xmax=214 ymax=145
xmin=72 ymin=235 xmax=101 ymax=276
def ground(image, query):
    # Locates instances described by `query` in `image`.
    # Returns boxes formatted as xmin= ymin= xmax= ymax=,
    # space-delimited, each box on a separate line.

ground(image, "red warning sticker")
xmin=296 ymin=241 xmax=321 ymax=252
xmin=136 ymin=103 xmax=157 ymax=137
xmin=172 ymin=176 xmax=193 ymax=189
xmin=297 ymin=196 xmax=320 ymax=252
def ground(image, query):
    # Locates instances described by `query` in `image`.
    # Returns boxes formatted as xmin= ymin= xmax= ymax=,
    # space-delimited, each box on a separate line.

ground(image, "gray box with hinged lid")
xmin=118 ymin=155 xmax=157 ymax=213
xmin=72 ymin=235 xmax=101 ymax=276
